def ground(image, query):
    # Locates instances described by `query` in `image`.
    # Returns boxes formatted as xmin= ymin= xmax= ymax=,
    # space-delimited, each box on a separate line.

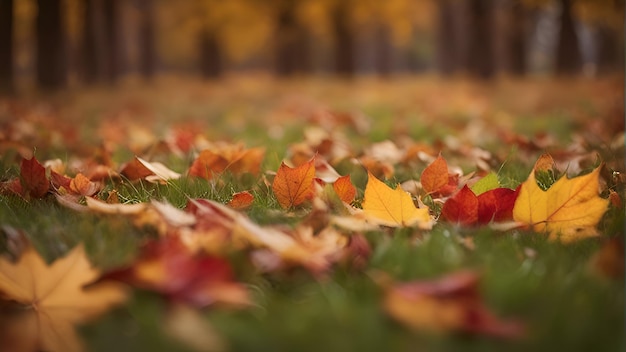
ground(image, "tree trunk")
xmin=274 ymin=2 xmax=298 ymax=77
xmin=332 ymin=3 xmax=354 ymax=77
xmin=138 ymin=0 xmax=156 ymax=80
xmin=103 ymin=0 xmax=120 ymax=83
xmin=374 ymin=22 xmax=393 ymax=77
xmin=507 ymin=1 xmax=527 ymax=75
xmin=436 ymin=0 xmax=457 ymax=75
xmin=36 ymin=0 xmax=66 ymax=90
xmin=596 ymin=24 xmax=622 ymax=75
xmin=81 ymin=0 xmax=98 ymax=84
xmin=0 ymin=0 xmax=13 ymax=93
xmin=198 ymin=29 xmax=221 ymax=79
xmin=467 ymin=0 xmax=495 ymax=79
xmin=555 ymin=0 xmax=581 ymax=75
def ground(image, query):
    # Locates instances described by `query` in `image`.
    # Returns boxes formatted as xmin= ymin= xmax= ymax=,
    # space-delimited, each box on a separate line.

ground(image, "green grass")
xmin=0 ymin=77 xmax=624 ymax=352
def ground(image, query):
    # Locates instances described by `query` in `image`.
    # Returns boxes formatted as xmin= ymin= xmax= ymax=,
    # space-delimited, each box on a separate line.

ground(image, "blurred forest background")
xmin=0 ymin=0 xmax=623 ymax=94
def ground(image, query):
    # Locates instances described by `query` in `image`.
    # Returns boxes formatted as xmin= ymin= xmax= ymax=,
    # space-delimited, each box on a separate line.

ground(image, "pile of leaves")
xmin=0 ymin=77 xmax=623 ymax=352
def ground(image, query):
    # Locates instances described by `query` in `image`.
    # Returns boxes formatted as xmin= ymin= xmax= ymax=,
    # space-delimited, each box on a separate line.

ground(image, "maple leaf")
xmin=0 ymin=244 xmax=127 ymax=352
xmin=188 ymin=144 xmax=265 ymax=180
xmin=68 ymin=173 xmax=101 ymax=196
xmin=333 ymin=174 xmax=356 ymax=204
xmin=227 ymin=191 xmax=255 ymax=210
xmin=421 ymin=155 xmax=458 ymax=197
xmin=512 ymin=161 xmax=609 ymax=242
xmin=362 ymin=171 xmax=433 ymax=228
xmin=441 ymin=185 xmax=519 ymax=226
xmin=383 ymin=270 xmax=524 ymax=338
xmin=120 ymin=156 xmax=181 ymax=183
xmin=20 ymin=156 xmax=50 ymax=199
xmin=107 ymin=237 xmax=249 ymax=308
xmin=272 ymin=157 xmax=316 ymax=209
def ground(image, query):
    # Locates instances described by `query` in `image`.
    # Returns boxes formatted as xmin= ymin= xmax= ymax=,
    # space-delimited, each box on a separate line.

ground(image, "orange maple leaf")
xmin=227 ymin=191 xmax=255 ymax=210
xmin=362 ymin=171 xmax=433 ymax=228
xmin=0 ymin=244 xmax=127 ymax=352
xmin=272 ymin=157 xmax=316 ymax=209
xmin=333 ymin=174 xmax=356 ymax=204
xmin=188 ymin=145 xmax=265 ymax=180
xmin=421 ymin=155 xmax=457 ymax=196
xmin=512 ymin=160 xmax=609 ymax=242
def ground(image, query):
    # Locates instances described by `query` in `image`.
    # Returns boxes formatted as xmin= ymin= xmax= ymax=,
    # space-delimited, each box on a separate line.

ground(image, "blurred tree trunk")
xmin=596 ymin=24 xmax=622 ymax=75
xmin=82 ymin=0 xmax=98 ymax=84
xmin=36 ymin=0 xmax=66 ymax=90
xmin=467 ymin=0 xmax=495 ymax=79
xmin=138 ymin=0 xmax=156 ymax=80
xmin=436 ymin=0 xmax=457 ymax=75
xmin=555 ymin=0 xmax=581 ymax=75
xmin=332 ymin=2 xmax=354 ymax=77
xmin=507 ymin=1 xmax=527 ymax=75
xmin=103 ymin=0 xmax=120 ymax=83
xmin=274 ymin=1 xmax=305 ymax=77
xmin=374 ymin=22 xmax=392 ymax=77
xmin=0 ymin=0 xmax=13 ymax=93
xmin=198 ymin=29 xmax=221 ymax=79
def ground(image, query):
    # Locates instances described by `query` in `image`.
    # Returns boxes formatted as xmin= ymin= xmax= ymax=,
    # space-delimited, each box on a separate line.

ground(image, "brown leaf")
xmin=227 ymin=191 xmax=255 ymax=210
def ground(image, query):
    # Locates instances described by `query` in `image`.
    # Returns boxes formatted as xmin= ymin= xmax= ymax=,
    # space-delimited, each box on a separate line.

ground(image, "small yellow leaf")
xmin=513 ymin=164 xmax=608 ymax=242
xmin=362 ymin=171 xmax=432 ymax=228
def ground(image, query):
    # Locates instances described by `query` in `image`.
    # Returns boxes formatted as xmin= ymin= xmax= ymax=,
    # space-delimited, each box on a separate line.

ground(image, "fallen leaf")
xmin=383 ymin=270 xmax=524 ymax=338
xmin=441 ymin=185 xmax=519 ymax=226
xmin=69 ymin=173 xmax=101 ymax=196
xmin=421 ymin=155 xmax=449 ymax=195
xmin=272 ymin=157 xmax=316 ymax=209
xmin=512 ymin=161 xmax=609 ymax=242
xmin=20 ymin=156 xmax=50 ymax=199
xmin=120 ymin=156 xmax=180 ymax=183
xmin=227 ymin=191 xmax=254 ymax=210
xmin=333 ymin=174 xmax=356 ymax=204
xmin=0 ymin=244 xmax=127 ymax=352
xmin=362 ymin=171 xmax=433 ymax=228
xmin=188 ymin=144 xmax=264 ymax=180
xmin=107 ymin=237 xmax=249 ymax=308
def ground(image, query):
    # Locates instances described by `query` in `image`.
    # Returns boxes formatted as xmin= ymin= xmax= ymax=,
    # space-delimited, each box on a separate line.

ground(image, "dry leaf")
xmin=383 ymin=270 xmax=524 ymax=338
xmin=227 ymin=191 xmax=255 ymax=210
xmin=362 ymin=171 xmax=433 ymax=229
xmin=333 ymin=174 xmax=356 ymax=204
xmin=272 ymin=157 xmax=316 ymax=209
xmin=512 ymin=160 xmax=609 ymax=242
xmin=0 ymin=244 xmax=127 ymax=352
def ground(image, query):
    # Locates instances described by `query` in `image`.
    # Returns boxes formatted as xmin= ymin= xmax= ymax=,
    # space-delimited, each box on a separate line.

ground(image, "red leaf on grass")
xmin=227 ymin=191 xmax=254 ymax=210
xmin=421 ymin=155 xmax=458 ymax=196
xmin=20 ymin=157 xmax=49 ymax=198
xmin=442 ymin=185 xmax=519 ymax=226
xmin=107 ymin=237 xmax=249 ymax=307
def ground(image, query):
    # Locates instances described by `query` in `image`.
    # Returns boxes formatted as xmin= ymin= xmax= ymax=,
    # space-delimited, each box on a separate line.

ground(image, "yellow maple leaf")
xmin=513 ymin=164 xmax=609 ymax=242
xmin=362 ymin=171 xmax=433 ymax=228
xmin=0 ymin=244 xmax=127 ymax=352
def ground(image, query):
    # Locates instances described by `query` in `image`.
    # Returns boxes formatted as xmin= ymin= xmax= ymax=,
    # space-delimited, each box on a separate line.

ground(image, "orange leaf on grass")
xmin=421 ymin=155 xmax=458 ymax=196
xmin=362 ymin=171 xmax=432 ymax=228
xmin=333 ymin=174 xmax=356 ymax=204
xmin=421 ymin=155 xmax=448 ymax=194
xmin=227 ymin=191 xmax=255 ymax=210
xmin=512 ymin=160 xmax=609 ymax=242
xmin=188 ymin=145 xmax=265 ymax=180
xmin=69 ymin=173 xmax=101 ymax=196
xmin=272 ymin=157 xmax=316 ymax=209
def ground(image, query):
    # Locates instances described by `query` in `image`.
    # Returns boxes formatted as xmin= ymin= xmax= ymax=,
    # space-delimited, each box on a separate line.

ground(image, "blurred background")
xmin=0 ymin=0 xmax=623 ymax=94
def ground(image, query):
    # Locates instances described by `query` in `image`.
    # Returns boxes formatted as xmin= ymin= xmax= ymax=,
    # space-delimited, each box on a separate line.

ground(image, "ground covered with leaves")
xmin=0 ymin=76 xmax=624 ymax=352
